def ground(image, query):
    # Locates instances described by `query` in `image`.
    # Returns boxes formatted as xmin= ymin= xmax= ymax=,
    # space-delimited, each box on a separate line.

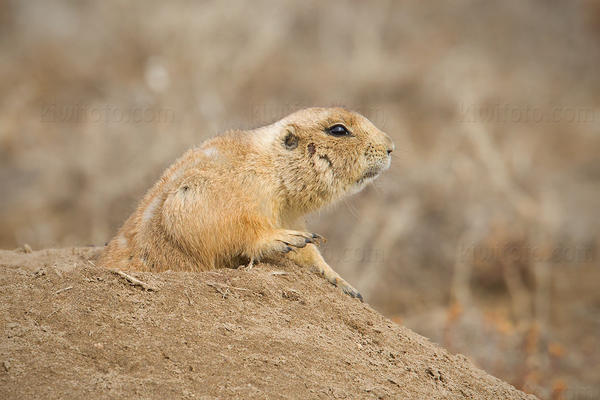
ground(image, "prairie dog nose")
xmin=385 ymin=136 xmax=395 ymax=155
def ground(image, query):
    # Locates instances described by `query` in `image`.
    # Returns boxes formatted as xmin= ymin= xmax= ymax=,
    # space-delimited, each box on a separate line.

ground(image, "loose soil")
xmin=0 ymin=247 xmax=536 ymax=399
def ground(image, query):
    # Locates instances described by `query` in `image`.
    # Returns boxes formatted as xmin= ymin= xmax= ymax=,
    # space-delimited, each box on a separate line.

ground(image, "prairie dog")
xmin=100 ymin=107 xmax=394 ymax=300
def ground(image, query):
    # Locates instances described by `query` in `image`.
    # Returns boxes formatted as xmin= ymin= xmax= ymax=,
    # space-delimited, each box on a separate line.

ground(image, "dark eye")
xmin=326 ymin=124 xmax=351 ymax=137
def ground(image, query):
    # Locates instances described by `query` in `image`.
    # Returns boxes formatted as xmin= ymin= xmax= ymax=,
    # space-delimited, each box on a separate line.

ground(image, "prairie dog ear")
xmin=283 ymin=125 xmax=298 ymax=150
xmin=285 ymin=125 xmax=296 ymax=136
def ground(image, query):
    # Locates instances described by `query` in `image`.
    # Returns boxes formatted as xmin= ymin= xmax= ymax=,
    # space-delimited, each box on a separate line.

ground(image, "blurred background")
xmin=1 ymin=1 xmax=599 ymax=398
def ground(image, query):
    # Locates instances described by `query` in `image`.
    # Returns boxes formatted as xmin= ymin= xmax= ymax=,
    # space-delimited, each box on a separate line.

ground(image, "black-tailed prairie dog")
xmin=100 ymin=107 xmax=394 ymax=300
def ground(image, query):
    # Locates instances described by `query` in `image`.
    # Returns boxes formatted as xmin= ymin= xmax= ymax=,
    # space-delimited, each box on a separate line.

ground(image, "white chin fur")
xmin=349 ymin=175 xmax=377 ymax=195
xmin=350 ymin=159 xmax=389 ymax=194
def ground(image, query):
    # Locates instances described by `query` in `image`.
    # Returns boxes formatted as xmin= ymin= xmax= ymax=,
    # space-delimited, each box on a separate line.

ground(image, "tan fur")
xmin=99 ymin=107 xmax=394 ymax=300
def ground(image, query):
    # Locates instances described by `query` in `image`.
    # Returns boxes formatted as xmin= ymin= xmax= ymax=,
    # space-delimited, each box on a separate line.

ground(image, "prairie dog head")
xmin=264 ymin=107 xmax=394 ymax=213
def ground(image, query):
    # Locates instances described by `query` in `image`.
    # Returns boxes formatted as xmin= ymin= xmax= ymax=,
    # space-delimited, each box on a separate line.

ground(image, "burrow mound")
xmin=0 ymin=247 xmax=536 ymax=399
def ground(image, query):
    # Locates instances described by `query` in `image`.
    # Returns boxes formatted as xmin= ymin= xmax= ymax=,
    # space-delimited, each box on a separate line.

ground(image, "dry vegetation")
xmin=1 ymin=1 xmax=599 ymax=399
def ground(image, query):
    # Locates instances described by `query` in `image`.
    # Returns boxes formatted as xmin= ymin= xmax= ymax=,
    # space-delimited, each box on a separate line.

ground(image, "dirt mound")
xmin=0 ymin=248 xmax=536 ymax=399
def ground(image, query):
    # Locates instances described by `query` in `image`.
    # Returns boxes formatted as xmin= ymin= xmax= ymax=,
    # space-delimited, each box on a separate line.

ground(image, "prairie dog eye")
xmin=326 ymin=124 xmax=351 ymax=137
